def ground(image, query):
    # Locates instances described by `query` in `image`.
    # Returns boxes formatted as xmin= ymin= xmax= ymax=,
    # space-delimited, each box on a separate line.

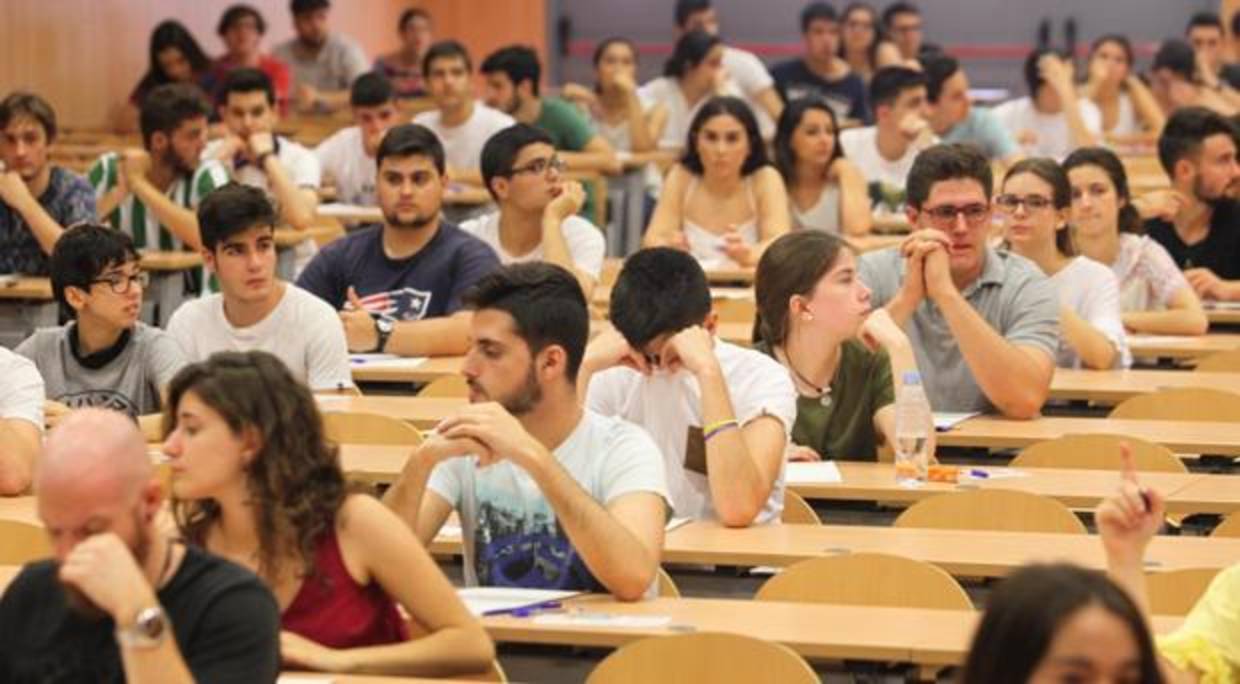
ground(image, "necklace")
xmin=778 ymin=346 xmax=834 ymax=408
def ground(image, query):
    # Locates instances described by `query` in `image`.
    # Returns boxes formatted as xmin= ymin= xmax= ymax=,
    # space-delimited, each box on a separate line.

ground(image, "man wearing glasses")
xmin=462 ymin=124 xmax=605 ymax=299
xmin=16 ymin=224 xmax=187 ymax=422
xmin=858 ymin=143 xmax=1058 ymax=419
xmin=881 ymin=2 xmax=924 ymax=63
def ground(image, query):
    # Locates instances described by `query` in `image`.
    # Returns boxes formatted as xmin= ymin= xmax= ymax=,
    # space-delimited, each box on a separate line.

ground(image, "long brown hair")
xmin=1003 ymin=157 xmax=1075 ymax=257
xmin=754 ymin=231 xmax=849 ymax=346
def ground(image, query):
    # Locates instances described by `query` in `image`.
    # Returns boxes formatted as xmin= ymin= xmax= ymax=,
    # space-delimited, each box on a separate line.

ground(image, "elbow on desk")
xmin=716 ymin=500 xmax=763 ymax=529
xmin=994 ymin=392 xmax=1046 ymax=420
xmin=608 ymin=571 xmax=655 ymax=603
xmin=0 ymin=468 xmax=31 ymax=497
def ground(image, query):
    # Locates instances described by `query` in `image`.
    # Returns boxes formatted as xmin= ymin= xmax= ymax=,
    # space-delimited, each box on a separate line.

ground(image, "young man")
xmin=384 ymin=262 xmax=669 ymax=600
xmin=921 ymin=53 xmax=1021 ymax=165
xmin=882 ymin=1 xmax=924 ymax=62
xmin=1187 ymin=12 xmax=1240 ymax=91
xmin=1145 ymin=107 xmax=1240 ymax=301
xmin=580 ymin=248 xmax=796 ymax=528
xmin=1148 ymin=39 xmax=1238 ymax=117
xmin=88 ymin=83 xmax=228 ymax=252
xmin=296 ymin=124 xmax=499 ymax=357
xmin=465 ymin=123 xmax=605 ymax=297
xmin=314 ymin=72 xmax=399 ymax=207
xmin=839 ymin=66 xmax=936 ymax=212
xmin=208 ymin=3 xmax=291 ymax=110
xmin=993 ymin=49 xmax=1101 ymax=160
xmin=204 ymin=67 xmax=321 ymax=275
xmin=412 ymin=40 xmax=514 ymax=185
xmin=0 ymin=344 xmax=42 ymax=496
xmin=770 ymin=2 xmax=870 ymax=123
xmin=858 ymin=143 xmax=1058 ymax=418
xmin=273 ymin=0 xmax=369 ymax=113
xmin=16 ymin=225 xmax=187 ymax=420
xmin=168 ymin=183 xmax=352 ymax=391
xmin=0 ymin=409 xmax=281 ymax=682
xmin=0 ymin=91 xmax=94 ymax=275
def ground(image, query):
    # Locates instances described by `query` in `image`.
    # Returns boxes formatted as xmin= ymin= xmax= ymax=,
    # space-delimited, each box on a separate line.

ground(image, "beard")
xmin=162 ymin=148 xmax=194 ymax=177
xmin=60 ymin=511 xmax=151 ymax=622
xmin=1193 ymin=175 xmax=1232 ymax=210
xmin=383 ymin=208 xmax=437 ymax=230
xmin=469 ymin=366 xmax=543 ymax=416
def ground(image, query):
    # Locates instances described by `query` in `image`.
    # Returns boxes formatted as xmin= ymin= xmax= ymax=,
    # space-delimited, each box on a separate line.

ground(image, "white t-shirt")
xmin=585 ymin=339 xmax=796 ymax=524
xmin=1050 ymin=256 xmax=1131 ymax=369
xmin=839 ymin=126 xmax=931 ymax=200
xmin=166 ymin=283 xmax=353 ymax=390
xmin=314 ymin=126 xmax=376 ymax=207
xmin=638 ymin=76 xmax=749 ymax=151
xmin=428 ymin=409 xmax=670 ymax=592
xmin=991 ymin=97 xmax=1103 ymax=161
xmin=459 ymin=211 xmax=605 ymax=279
xmin=722 ymin=46 xmax=776 ymax=140
xmin=0 ymin=346 xmax=44 ymax=431
xmin=413 ymin=103 xmax=514 ymax=172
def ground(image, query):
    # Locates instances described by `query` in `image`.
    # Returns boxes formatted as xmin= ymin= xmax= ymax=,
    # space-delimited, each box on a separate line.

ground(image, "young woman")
xmin=561 ymin=37 xmax=667 ymax=154
xmin=754 ymin=231 xmax=919 ymax=462
xmin=774 ymin=98 xmax=872 ymax=236
xmin=637 ymin=29 xmax=728 ymax=150
xmin=1080 ymin=35 xmax=1166 ymax=147
xmin=998 ymin=158 xmax=1131 ymax=370
xmin=163 ymin=351 xmax=493 ymax=676
xmin=644 ymin=96 xmax=790 ymax=268
xmin=1063 ymin=147 xmax=1209 ymax=336
xmin=960 ymin=563 xmax=1165 ymax=684
xmin=373 ymin=8 xmax=433 ymax=98
xmin=123 ymin=21 xmax=213 ymax=131
xmin=838 ymin=3 xmax=903 ymax=85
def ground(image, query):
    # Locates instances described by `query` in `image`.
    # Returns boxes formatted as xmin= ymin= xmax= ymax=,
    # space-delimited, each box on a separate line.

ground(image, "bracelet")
xmin=703 ymin=419 xmax=740 ymax=442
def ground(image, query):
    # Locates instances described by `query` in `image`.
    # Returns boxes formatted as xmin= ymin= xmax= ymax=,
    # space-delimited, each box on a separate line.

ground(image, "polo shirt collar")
xmin=958 ymin=245 xmax=1005 ymax=298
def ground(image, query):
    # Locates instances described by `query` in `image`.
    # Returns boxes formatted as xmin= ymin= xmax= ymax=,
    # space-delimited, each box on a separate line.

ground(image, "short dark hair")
xmin=139 ymin=83 xmax=210 ymax=148
xmin=681 ymin=96 xmax=769 ymax=176
xmin=674 ymin=0 xmax=713 ymax=28
xmin=290 ymin=0 xmax=329 ymax=15
xmin=1022 ymin=48 xmax=1064 ymax=97
xmin=350 ymin=72 xmax=394 ymax=108
xmin=906 ymin=143 xmax=993 ymax=210
xmin=1152 ymin=39 xmax=1197 ymax=82
xmin=217 ymin=4 xmax=266 ymax=36
xmin=800 ymin=2 xmax=838 ymax=33
xmin=1157 ymin=106 xmax=1240 ymax=175
xmin=1062 ymin=147 xmax=1144 ymax=235
xmin=881 ymin=1 xmax=919 ymax=27
xmin=609 ymin=248 xmax=712 ymax=349
xmin=0 ymin=91 xmax=57 ymax=142
xmin=50 ymin=224 xmax=140 ymax=311
xmin=774 ymin=97 xmax=843 ymax=183
xmin=1187 ymin=11 xmax=1224 ymax=34
xmin=481 ymin=46 xmax=542 ymax=97
xmin=480 ymin=124 xmax=555 ymax=201
xmin=423 ymin=40 xmax=472 ymax=78
xmin=755 ymin=231 xmax=849 ymax=346
xmin=462 ymin=262 xmax=589 ymax=382
xmin=664 ymin=30 xmax=722 ymax=79
xmin=219 ymin=67 xmax=276 ymax=107
xmin=960 ymin=564 xmax=1163 ymax=684
xmin=399 ymin=7 xmax=431 ymax=32
xmin=869 ymin=65 xmax=926 ymax=110
xmin=920 ymin=52 xmax=960 ymax=104
xmin=1003 ymin=158 xmax=1074 ymax=256
xmin=197 ymin=183 xmax=277 ymax=251
xmin=375 ymin=123 xmax=445 ymax=174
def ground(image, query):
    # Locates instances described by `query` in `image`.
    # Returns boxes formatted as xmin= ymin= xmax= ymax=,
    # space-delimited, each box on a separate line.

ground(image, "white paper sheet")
xmin=784 ymin=461 xmax=844 ymax=484
xmin=348 ymin=353 xmax=428 ymax=370
xmin=933 ymin=411 xmax=980 ymax=431
xmin=532 ymin=613 xmax=673 ymax=628
xmin=458 ymin=587 xmax=581 ymax=616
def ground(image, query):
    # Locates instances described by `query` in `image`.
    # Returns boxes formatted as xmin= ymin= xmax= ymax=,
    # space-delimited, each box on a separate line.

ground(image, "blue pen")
xmin=968 ymin=469 xmax=989 ymax=479
xmin=484 ymin=599 xmax=562 ymax=617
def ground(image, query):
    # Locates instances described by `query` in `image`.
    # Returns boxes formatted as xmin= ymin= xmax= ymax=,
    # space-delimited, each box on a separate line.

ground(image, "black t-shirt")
xmin=771 ymin=58 xmax=871 ymax=123
xmin=1145 ymin=200 xmax=1240 ymax=280
xmin=0 ymin=545 xmax=280 ymax=684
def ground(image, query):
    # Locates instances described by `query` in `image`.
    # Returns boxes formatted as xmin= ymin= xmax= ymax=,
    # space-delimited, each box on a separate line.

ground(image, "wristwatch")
xmin=115 ymin=605 xmax=168 ymax=649
xmin=374 ymin=317 xmax=394 ymax=353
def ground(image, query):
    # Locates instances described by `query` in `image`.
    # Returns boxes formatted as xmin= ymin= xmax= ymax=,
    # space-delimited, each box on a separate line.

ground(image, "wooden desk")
xmin=444 ymin=185 xmax=493 ymax=206
xmin=350 ymin=355 xmax=465 ymax=384
xmin=1128 ymin=333 xmax=1240 ymax=361
xmin=1049 ymin=368 xmax=1240 ymax=405
xmin=1207 ymin=305 xmax=1240 ymax=326
xmin=315 ymin=395 xmax=467 ymax=429
xmin=0 ymin=278 xmax=52 ymax=300
xmin=315 ymin=204 xmax=383 ymax=223
xmin=1164 ymin=474 xmax=1240 ymax=515
xmin=939 ymin=415 xmax=1240 ymax=455
xmin=0 ymin=277 xmax=56 ymax=348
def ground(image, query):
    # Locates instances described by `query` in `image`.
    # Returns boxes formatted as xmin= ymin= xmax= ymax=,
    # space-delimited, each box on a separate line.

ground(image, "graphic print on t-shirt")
xmin=57 ymin=389 xmax=140 ymax=418
xmin=355 ymin=287 xmax=433 ymax=322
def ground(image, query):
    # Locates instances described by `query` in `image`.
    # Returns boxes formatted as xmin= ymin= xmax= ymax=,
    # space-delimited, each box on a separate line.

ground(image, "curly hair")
xmin=165 ymin=351 xmax=349 ymax=581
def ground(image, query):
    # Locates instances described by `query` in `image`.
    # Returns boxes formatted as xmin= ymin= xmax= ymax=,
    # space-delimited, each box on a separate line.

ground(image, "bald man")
xmin=0 ymin=409 xmax=281 ymax=683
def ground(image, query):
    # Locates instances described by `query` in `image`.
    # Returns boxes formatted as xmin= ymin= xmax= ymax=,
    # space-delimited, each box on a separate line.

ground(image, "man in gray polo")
xmin=858 ymin=143 xmax=1058 ymax=418
xmin=274 ymin=0 xmax=368 ymax=113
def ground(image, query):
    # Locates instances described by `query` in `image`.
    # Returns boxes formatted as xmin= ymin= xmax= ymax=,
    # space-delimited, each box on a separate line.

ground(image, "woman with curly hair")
xmin=162 ymin=351 xmax=493 ymax=676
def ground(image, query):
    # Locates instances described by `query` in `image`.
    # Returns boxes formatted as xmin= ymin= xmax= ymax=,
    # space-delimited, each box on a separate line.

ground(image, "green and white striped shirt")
xmin=87 ymin=152 xmax=229 ymax=250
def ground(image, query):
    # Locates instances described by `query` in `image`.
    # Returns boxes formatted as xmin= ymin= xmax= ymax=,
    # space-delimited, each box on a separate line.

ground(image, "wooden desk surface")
xmin=0 ymin=277 xmax=52 ymax=300
xmin=939 ymin=415 xmax=1240 ymax=455
xmin=350 ymin=355 xmax=465 ymax=384
xmin=1207 ymin=306 xmax=1240 ymax=326
xmin=1128 ymin=333 xmax=1240 ymax=360
xmin=316 ymin=395 xmax=467 ymax=429
xmin=139 ymin=251 xmax=203 ymax=271
xmin=1163 ymin=474 xmax=1240 ymax=514
xmin=274 ymin=225 xmax=342 ymax=248
xmin=1048 ymin=368 xmax=1240 ymax=404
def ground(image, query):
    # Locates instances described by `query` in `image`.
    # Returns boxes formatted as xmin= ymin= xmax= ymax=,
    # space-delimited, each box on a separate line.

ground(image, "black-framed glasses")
xmin=919 ymin=203 xmax=990 ymax=227
xmin=90 ymin=271 xmax=149 ymax=294
xmin=995 ymin=194 xmax=1055 ymax=213
xmin=509 ymin=156 xmax=566 ymax=177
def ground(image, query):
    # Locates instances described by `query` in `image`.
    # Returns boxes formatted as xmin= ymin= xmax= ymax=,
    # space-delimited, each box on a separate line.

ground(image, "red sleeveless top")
xmin=281 ymin=529 xmax=409 ymax=648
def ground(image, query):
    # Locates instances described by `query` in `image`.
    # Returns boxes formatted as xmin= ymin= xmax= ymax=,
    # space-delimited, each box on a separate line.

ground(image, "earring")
xmin=802 ymin=312 xmax=815 ymax=321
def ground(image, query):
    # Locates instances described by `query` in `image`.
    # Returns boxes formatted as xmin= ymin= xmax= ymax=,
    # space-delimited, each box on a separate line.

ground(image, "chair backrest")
xmin=0 ymin=519 xmax=51 ymax=564
xmin=1194 ymin=349 xmax=1240 ymax=373
xmin=319 ymin=384 xmax=363 ymax=397
xmin=1213 ymin=512 xmax=1240 ymax=538
xmin=893 ymin=489 xmax=1087 ymax=534
xmin=1145 ymin=568 xmax=1219 ymax=616
xmin=656 ymin=567 xmax=682 ymax=598
xmin=586 ymin=632 xmax=818 ymax=684
xmin=1109 ymin=387 xmax=1240 ymax=422
xmin=714 ymin=298 xmax=756 ymax=324
xmin=754 ymin=552 xmax=973 ymax=610
xmin=322 ymin=411 xmax=423 ymax=446
xmin=1011 ymin=434 xmax=1187 ymax=473
xmin=418 ymin=376 xmax=469 ymax=398
xmin=780 ymin=490 xmax=821 ymax=525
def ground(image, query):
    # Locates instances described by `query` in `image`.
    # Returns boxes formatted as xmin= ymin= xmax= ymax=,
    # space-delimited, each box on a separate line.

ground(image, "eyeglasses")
xmin=995 ymin=194 xmax=1056 ymax=213
xmin=90 ymin=271 xmax=149 ymax=295
xmin=919 ymin=203 xmax=990 ymax=227
xmin=509 ymin=156 xmax=566 ymax=177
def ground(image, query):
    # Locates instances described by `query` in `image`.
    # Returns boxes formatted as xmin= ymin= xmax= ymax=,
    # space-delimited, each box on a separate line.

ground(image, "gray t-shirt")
xmin=858 ymin=246 xmax=1059 ymax=413
xmin=273 ymin=34 xmax=368 ymax=92
xmin=16 ymin=322 xmax=187 ymax=417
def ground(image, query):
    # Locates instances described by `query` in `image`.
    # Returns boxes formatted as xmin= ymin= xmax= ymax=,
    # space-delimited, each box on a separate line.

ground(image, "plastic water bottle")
xmin=894 ymin=371 xmax=932 ymax=485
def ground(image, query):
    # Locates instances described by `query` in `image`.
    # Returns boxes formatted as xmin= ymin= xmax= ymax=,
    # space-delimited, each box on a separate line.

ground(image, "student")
xmin=296 ymin=124 xmax=499 ymax=357
xmin=838 ymin=2 xmax=903 ymax=84
xmin=17 ymin=225 xmax=187 ymax=421
xmin=1187 ymin=11 xmax=1240 ymax=91
xmin=921 ymin=53 xmax=1022 ymax=165
xmin=997 ymin=159 xmax=1129 ymax=370
xmin=858 ymin=143 xmax=1058 ymax=418
xmin=412 ymin=40 xmax=514 ymax=184
xmin=124 ymin=21 xmax=215 ymax=132
xmin=881 ymin=1 xmax=924 ymax=63
xmin=204 ymin=68 xmax=321 ymax=275
xmin=274 ymin=0 xmax=369 ymax=114
xmin=638 ymin=30 xmax=729 ymax=151
xmin=770 ymin=2 xmax=870 ymax=124
xmin=754 ymin=231 xmax=918 ymax=462
xmin=0 ymin=345 xmax=42 ymax=496
xmin=773 ymin=97 xmax=871 ymax=235
xmin=163 ymin=351 xmax=494 ymax=675
xmin=1080 ymin=35 xmax=1166 ymax=145
xmin=993 ymin=49 xmax=1102 ymax=160
xmin=1148 ymin=39 xmax=1238 ymax=118
xmin=314 ymin=73 xmax=399 ymax=207
xmin=0 ymin=91 xmax=95 ymax=276
xmin=90 ymin=83 xmax=228 ymax=252
xmin=384 ymin=263 xmax=669 ymax=600
xmin=838 ymin=66 xmax=936 ymax=214
xmin=1063 ymin=147 xmax=1208 ymax=336
xmin=465 ymin=124 xmax=605 ymax=297
xmin=644 ymin=96 xmax=791 ymax=269
xmin=168 ymin=183 xmax=352 ymax=391
xmin=581 ymin=248 xmax=796 ymax=527
xmin=561 ymin=37 xmax=666 ymax=154
xmin=373 ymin=8 xmax=434 ymax=99
xmin=0 ymin=409 xmax=281 ymax=682
xmin=1144 ymin=107 xmax=1240 ymax=301
xmin=207 ymin=4 xmax=291 ymax=110
xmin=959 ymin=563 xmax=1163 ymax=684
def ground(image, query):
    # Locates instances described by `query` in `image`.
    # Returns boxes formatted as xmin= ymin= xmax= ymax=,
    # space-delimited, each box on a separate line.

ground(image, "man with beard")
xmin=384 ymin=263 xmax=669 ymax=599
xmin=0 ymin=409 xmax=281 ymax=682
xmin=297 ymin=124 xmax=499 ymax=357
xmin=1146 ymin=107 xmax=1240 ymax=301
xmin=314 ymin=73 xmax=398 ymax=208
xmin=0 ymin=91 xmax=95 ymax=276
xmin=274 ymin=0 xmax=368 ymax=114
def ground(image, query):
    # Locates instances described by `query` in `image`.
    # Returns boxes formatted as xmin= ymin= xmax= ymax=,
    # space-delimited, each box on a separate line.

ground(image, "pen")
xmin=1139 ymin=489 xmax=1152 ymax=513
xmin=483 ymin=599 xmax=562 ymax=617
xmin=968 ymin=469 xmax=989 ymax=479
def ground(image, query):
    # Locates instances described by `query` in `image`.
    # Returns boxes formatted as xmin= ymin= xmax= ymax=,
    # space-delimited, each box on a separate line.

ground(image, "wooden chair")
xmin=1213 ymin=512 xmax=1240 ymax=537
xmin=656 ymin=567 xmax=682 ymax=598
xmin=318 ymin=384 xmax=363 ymax=397
xmin=1146 ymin=568 xmax=1219 ymax=615
xmin=893 ymin=489 xmax=1088 ymax=534
xmin=418 ymin=375 xmax=469 ymax=398
xmin=449 ymin=660 xmax=508 ymax=682
xmin=0 ymin=519 xmax=51 ymax=564
xmin=714 ymin=298 xmax=756 ymax=324
xmin=1194 ymin=349 xmax=1240 ymax=372
xmin=321 ymin=411 xmax=423 ymax=446
xmin=1109 ymin=387 xmax=1240 ymax=422
xmin=1011 ymin=434 xmax=1186 ymax=473
xmin=586 ymin=632 xmax=818 ymax=684
xmin=781 ymin=490 xmax=821 ymax=525
xmin=754 ymin=552 xmax=973 ymax=610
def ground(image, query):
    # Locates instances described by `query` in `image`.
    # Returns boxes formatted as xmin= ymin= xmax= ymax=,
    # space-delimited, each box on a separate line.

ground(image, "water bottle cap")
xmin=902 ymin=371 xmax=922 ymax=385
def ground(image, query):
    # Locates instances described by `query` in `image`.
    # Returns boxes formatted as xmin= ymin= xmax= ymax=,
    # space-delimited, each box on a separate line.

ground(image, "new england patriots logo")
xmin=355 ymin=287 xmax=433 ymax=322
